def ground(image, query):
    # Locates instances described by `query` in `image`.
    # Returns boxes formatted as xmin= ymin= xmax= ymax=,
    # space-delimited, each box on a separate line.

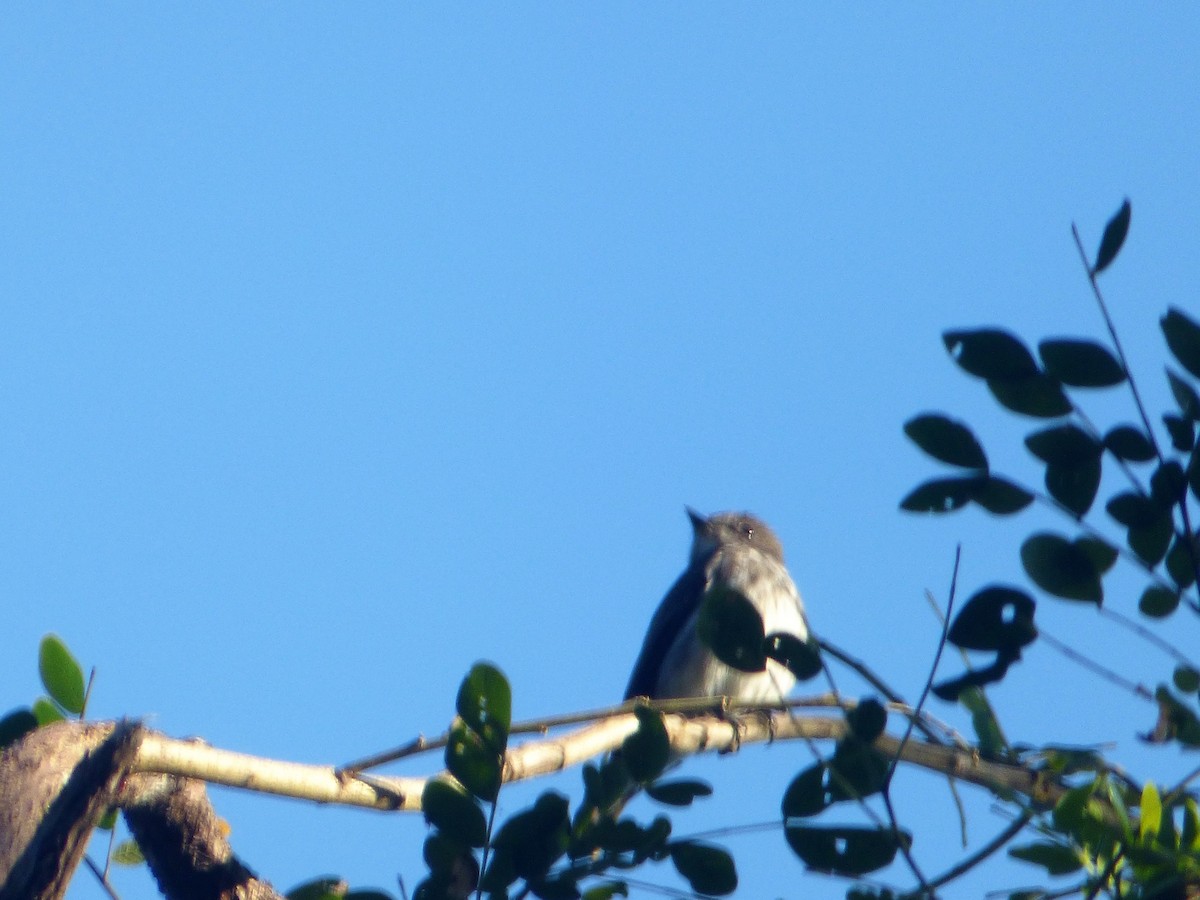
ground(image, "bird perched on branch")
xmin=625 ymin=508 xmax=809 ymax=704
xmin=580 ymin=509 xmax=810 ymax=829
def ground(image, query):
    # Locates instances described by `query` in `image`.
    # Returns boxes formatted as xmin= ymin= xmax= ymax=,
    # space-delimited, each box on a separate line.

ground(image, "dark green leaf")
xmin=765 ymin=633 xmax=822 ymax=681
xmin=1166 ymin=535 xmax=1199 ymax=590
xmin=1168 ymin=369 xmax=1200 ymax=420
xmin=622 ymin=706 xmax=671 ymax=784
xmin=1092 ymin=199 xmax=1131 ymax=275
xmin=1163 ymin=307 xmax=1200 ymax=380
xmin=781 ymin=764 xmax=831 ymax=819
xmin=1151 ymin=460 xmax=1188 ymax=507
xmin=943 ymin=329 xmax=1039 ymax=381
xmin=0 ymin=708 xmax=38 ymax=748
xmin=1164 ymin=414 xmax=1195 ymax=453
xmin=1045 ymin=458 xmax=1101 ymax=517
xmin=697 ymin=585 xmax=766 ymax=673
xmin=1039 ymin=338 xmax=1125 ymax=387
xmin=668 ymin=842 xmax=737 ymax=896
xmin=1107 ymin=492 xmax=1162 ymax=528
xmin=1052 ymin=783 xmax=1098 ymax=833
xmin=1009 ymin=841 xmax=1084 ymax=876
xmin=1025 ymin=424 xmax=1101 ymax=466
xmin=645 ymin=779 xmax=712 ymax=807
xmin=1139 ymin=586 xmax=1180 ymax=618
xmin=420 ymin=833 xmax=479 ymax=900
xmin=485 ymin=793 xmax=570 ymax=884
xmin=423 ymin=831 xmax=467 ymax=873
xmin=783 ymin=825 xmax=907 ymax=876
xmin=1020 ymin=533 xmax=1102 ymax=603
xmin=446 ymin=719 xmax=502 ymax=803
xmin=110 ymin=839 xmax=144 ymax=867
xmin=1128 ymin=517 xmax=1174 ymax=567
xmin=947 ymin=586 xmax=1037 ymax=652
xmin=32 ymin=698 xmax=65 ymax=726
xmin=959 ymin=687 xmax=1007 ymax=757
xmin=933 ymin=651 xmax=1022 ymax=701
xmin=899 ymin=477 xmax=975 ymax=514
xmin=422 ymin=779 xmax=487 ymax=848
xmin=588 ymin=815 xmax=651 ymax=855
xmin=1075 ymin=538 xmax=1118 ymax=575
xmin=456 ymin=661 xmax=511 ymax=752
xmin=39 ymin=635 xmax=85 ymax=716
xmin=1104 ymin=425 xmax=1157 ymax=462
xmin=578 ymin=761 xmax=614 ymax=815
xmin=286 ymin=878 xmax=348 ymax=900
xmin=903 ymin=414 xmax=988 ymax=470
xmin=988 ymin=374 xmax=1072 ymax=418
xmin=828 ymin=741 xmax=890 ymax=801
xmin=582 ymin=885 xmax=629 ymax=900
xmin=971 ymin=476 xmax=1034 ymax=514
xmin=847 ymin=699 xmax=887 ymax=742
xmin=1174 ymin=666 xmax=1200 ymax=694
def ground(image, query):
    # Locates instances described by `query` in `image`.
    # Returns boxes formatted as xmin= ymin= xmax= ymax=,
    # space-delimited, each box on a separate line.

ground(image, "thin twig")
xmin=1099 ymin=606 xmax=1199 ymax=667
xmin=890 ymin=545 xmax=960 ymax=782
xmin=1070 ymin=223 xmax=1159 ymax=460
xmin=926 ymin=810 xmax=1034 ymax=891
xmin=881 ymin=546 xmax=962 ymax=896
xmin=1072 ymin=220 xmax=1200 ymax=613
xmin=1160 ymin=760 xmax=1200 ymax=808
xmin=1037 ymin=627 xmax=1154 ymax=701
xmin=818 ymin=638 xmax=946 ymax=745
xmin=82 ymin=856 xmax=120 ymax=900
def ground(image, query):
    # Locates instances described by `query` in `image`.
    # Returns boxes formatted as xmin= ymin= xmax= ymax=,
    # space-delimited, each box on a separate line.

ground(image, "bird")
xmin=624 ymin=507 xmax=809 ymax=704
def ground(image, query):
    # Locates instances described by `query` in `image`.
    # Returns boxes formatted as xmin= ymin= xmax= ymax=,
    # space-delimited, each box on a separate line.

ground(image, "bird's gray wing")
xmin=623 ymin=562 xmax=709 ymax=700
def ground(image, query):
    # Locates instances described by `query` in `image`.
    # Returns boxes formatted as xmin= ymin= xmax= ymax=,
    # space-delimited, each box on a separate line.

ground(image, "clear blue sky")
xmin=3 ymin=7 xmax=1199 ymax=899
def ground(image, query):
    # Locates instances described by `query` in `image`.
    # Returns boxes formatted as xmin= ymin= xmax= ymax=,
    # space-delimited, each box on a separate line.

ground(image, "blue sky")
xmin=3 ymin=7 xmax=1199 ymax=899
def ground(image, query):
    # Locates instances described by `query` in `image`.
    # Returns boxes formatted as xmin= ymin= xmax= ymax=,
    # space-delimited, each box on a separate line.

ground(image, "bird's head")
xmin=685 ymin=507 xmax=785 ymax=563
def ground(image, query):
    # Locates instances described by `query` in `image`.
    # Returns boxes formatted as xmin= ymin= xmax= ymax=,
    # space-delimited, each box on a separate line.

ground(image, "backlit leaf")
xmin=1091 ymin=198 xmax=1131 ymax=275
xmin=1162 ymin=307 xmax=1200 ymax=380
xmin=698 ymin=585 xmax=766 ymax=673
xmin=1045 ymin=458 xmax=1101 ymax=517
xmin=423 ymin=779 xmax=487 ymax=848
xmin=943 ymin=329 xmax=1039 ymax=381
xmin=1025 ymin=424 xmax=1101 ymax=466
xmin=39 ymin=635 xmax=85 ymax=716
xmin=783 ymin=825 xmax=907 ymax=876
xmin=1168 ymin=369 xmax=1200 ymax=420
xmin=903 ymin=414 xmax=988 ymax=470
xmin=1021 ymin=533 xmax=1102 ymax=603
xmin=971 ymin=476 xmax=1034 ymax=514
xmin=988 ymin=374 xmax=1072 ymax=418
xmin=947 ymin=586 xmax=1037 ymax=652
xmin=1039 ymin=338 xmax=1125 ymax=387
xmin=669 ymin=842 xmax=737 ymax=896
xmin=456 ymin=661 xmax=511 ymax=752
xmin=899 ymin=477 xmax=975 ymax=513
xmin=1139 ymin=586 xmax=1180 ymax=618
xmin=1104 ymin=425 xmax=1156 ymax=462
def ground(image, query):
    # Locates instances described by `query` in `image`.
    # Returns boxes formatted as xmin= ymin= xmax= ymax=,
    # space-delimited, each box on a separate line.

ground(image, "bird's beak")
xmin=685 ymin=507 xmax=708 ymax=533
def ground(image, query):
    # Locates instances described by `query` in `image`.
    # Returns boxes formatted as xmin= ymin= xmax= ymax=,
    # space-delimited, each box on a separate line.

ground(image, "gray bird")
xmin=624 ymin=508 xmax=809 ymax=703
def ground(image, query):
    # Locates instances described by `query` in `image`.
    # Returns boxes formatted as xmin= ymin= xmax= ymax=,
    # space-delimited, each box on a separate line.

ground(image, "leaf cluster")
xmin=902 ymin=200 xmax=1200 ymax=896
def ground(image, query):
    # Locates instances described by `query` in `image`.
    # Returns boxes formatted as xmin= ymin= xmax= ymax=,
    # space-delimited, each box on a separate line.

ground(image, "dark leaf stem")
xmin=1072 ymin=222 xmax=1200 ymax=613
